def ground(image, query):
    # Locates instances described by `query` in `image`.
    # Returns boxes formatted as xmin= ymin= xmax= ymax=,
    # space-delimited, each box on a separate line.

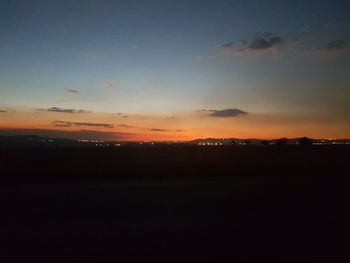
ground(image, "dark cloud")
xmin=150 ymin=128 xmax=185 ymax=132
xmin=53 ymin=122 xmax=71 ymax=127
xmin=248 ymin=38 xmax=270 ymax=49
xmin=66 ymin=89 xmax=79 ymax=94
xmin=248 ymin=35 xmax=283 ymax=50
xmin=208 ymin=108 xmax=247 ymax=118
xmin=0 ymin=129 xmax=129 ymax=140
xmin=38 ymin=107 xmax=91 ymax=114
xmin=221 ymin=33 xmax=284 ymax=55
xmin=0 ymin=109 xmax=7 ymax=113
xmin=326 ymin=39 xmax=347 ymax=51
xmin=47 ymin=107 xmax=76 ymax=113
xmin=150 ymin=128 xmax=168 ymax=132
xmin=53 ymin=121 xmax=114 ymax=128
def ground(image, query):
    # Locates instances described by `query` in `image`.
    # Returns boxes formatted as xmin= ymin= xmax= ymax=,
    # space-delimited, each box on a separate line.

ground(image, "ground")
xmin=1 ymin=145 xmax=349 ymax=262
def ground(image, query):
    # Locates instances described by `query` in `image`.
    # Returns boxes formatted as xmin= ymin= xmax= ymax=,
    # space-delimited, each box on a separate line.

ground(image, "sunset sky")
xmin=0 ymin=0 xmax=349 ymax=140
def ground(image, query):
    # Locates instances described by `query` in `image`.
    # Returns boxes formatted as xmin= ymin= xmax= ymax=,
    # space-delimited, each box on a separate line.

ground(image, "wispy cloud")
xmin=53 ymin=121 xmax=114 ymax=128
xmin=0 ymin=109 xmax=7 ymax=113
xmin=38 ymin=107 xmax=92 ymax=114
xmin=118 ymin=124 xmax=185 ymax=132
xmin=200 ymin=32 xmax=348 ymax=60
xmin=149 ymin=128 xmax=185 ymax=132
xmin=66 ymin=89 xmax=79 ymax=94
xmin=307 ymin=39 xmax=348 ymax=57
xmin=203 ymin=108 xmax=248 ymax=118
xmin=247 ymin=34 xmax=283 ymax=50
xmin=149 ymin=127 xmax=185 ymax=132
xmin=115 ymin=113 xmax=128 ymax=118
xmin=150 ymin=128 xmax=168 ymax=132
xmin=118 ymin=124 xmax=136 ymax=128
xmin=219 ymin=32 xmax=285 ymax=57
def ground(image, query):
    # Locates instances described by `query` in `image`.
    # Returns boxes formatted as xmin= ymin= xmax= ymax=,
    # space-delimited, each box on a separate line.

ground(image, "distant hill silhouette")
xmin=0 ymin=135 xmax=85 ymax=148
xmin=0 ymin=135 xmax=349 ymax=148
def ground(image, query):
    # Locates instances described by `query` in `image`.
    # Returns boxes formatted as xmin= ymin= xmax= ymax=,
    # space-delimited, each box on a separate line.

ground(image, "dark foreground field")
xmin=1 ymin=145 xmax=350 ymax=262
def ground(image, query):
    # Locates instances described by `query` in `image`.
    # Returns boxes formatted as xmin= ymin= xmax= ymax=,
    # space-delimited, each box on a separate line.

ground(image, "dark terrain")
xmin=1 ymin=145 xmax=349 ymax=262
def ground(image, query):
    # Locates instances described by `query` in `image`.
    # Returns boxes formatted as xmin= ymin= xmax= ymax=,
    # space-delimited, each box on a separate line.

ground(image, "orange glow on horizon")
xmin=0 ymin=108 xmax=349 ymax=140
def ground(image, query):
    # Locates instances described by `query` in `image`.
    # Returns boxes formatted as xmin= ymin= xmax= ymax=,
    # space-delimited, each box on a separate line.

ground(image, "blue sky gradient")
xmin=0 ymin=0 xmax=349 ymax=139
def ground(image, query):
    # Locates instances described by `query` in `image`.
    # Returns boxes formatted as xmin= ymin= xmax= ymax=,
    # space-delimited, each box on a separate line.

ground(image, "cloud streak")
xmin=0 ymin=109 xmax=7 ymax=113
xmin=204 ymin=108 xmax=248 ymax=118
xmin=150 ymin=128 xmax=167 ymax=132
xmin=53 ymin=121 xmax=114 ymax=128
xmin=307 ymin=39 xmax=348 ymax=57
xmin=220 ymin=32 xmax=285 ymax=57
xmin=66 ymin=89 xmax=79 ymax=94
xmin=212 ymin=33 xmax=349 ymax=59
xmin=118 ymin=124 xmax=185 ymax=132
xmin=38 ymin=107 xmax=91 ymax=114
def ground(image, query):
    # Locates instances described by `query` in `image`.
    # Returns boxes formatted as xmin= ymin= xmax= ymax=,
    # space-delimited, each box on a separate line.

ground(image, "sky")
xmin=0 ymin=0 xmax=349 ymax=140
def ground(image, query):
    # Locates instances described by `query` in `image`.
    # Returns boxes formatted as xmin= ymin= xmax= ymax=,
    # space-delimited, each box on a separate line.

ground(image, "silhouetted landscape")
xmin=1 ymin=139 xmax=349 ymax=261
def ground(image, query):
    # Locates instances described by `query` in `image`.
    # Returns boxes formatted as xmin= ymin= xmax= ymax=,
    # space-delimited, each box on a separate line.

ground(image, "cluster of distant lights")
xmin=27 ymin=138 xmax=54 ymax=142
xmin=78 ymin=139 xmax=104 ymax=143
xmin=93 ymin=143 xmax=124 ymax=147
xmin=75 ymin=139 xmax=350 ymax=146
xmin=198 ymin=142 xmax=223 ymax=146
xmin=313 ymin=142 xmax=350 ymax=145
xmin=39 ymin=139 xmax=54 ymax=142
